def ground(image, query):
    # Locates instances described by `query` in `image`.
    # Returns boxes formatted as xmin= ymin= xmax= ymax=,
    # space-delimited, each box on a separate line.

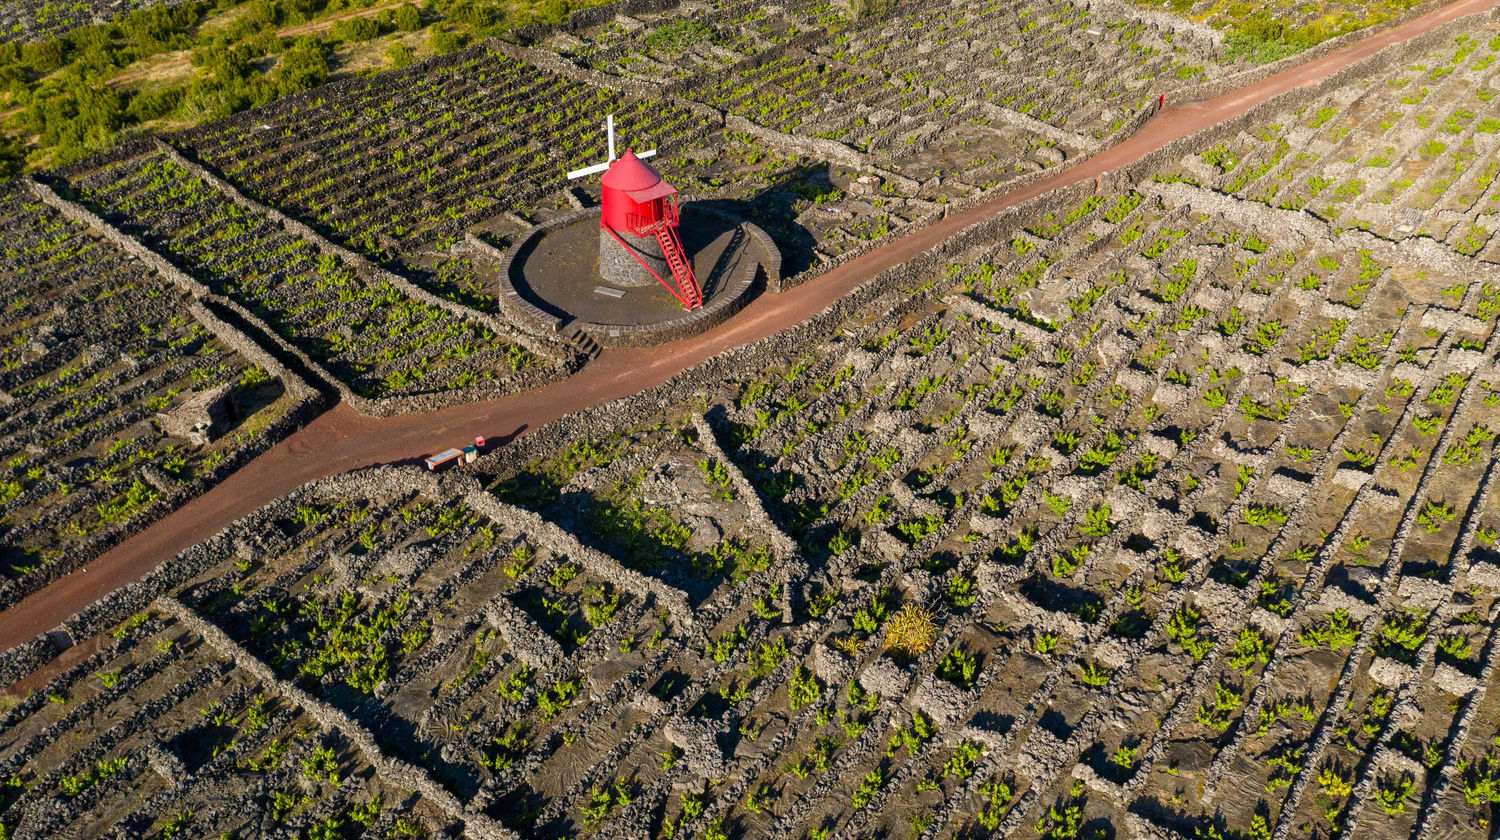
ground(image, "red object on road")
xmin=1159 ymin=94 xmax=1165 ymax=110
xmin=475 ymin=435 xmax=485 ymax=448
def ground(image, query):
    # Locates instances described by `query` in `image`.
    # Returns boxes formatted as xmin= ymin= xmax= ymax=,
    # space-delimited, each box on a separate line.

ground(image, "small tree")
xmin=393 ymin=2 xmax=421 ymax=30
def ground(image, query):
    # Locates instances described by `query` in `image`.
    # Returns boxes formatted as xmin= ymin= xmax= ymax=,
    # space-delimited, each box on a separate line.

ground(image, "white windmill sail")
xmin=566 ymin=114 xmax=656 ymax=180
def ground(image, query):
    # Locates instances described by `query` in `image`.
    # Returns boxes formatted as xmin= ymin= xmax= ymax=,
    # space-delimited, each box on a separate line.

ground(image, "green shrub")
xmin=644 ymin=18 xmax=709 ymax=53
xmin=936 ymin=648 xmax=979 ymax=689
xmin=385 ymin=43 xmax=414 ymax=68
xmin=329 ymin=16 xmax=379 ymax=41
xmin=393 ymin=2 xmax=422 ymax=30
xmin=1228 ymin=627 xmax=1271 ymax=673
xmin=789 ymin=666 xmax=822 ymax=710
xmin=427 ymin=26 xmax=465 ymax=55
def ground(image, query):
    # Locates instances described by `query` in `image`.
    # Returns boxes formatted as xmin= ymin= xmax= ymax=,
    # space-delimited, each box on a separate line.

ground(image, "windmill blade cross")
xmin=563 ymin=112 xmax=657 ymax=179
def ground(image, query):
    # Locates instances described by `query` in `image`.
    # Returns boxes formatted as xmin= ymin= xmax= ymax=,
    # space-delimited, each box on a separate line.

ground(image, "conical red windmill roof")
xmin=600 ymin=149 xmax=663 ymax=191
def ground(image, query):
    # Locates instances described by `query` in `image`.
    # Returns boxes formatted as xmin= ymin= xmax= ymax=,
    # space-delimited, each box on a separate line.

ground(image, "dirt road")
xmin=0 ymin=0 xmax=1491 ymax=658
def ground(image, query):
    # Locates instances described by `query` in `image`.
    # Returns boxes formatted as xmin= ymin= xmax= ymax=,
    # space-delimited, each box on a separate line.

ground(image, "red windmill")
xmin=566 ymin=115 xmax=703 ymax=310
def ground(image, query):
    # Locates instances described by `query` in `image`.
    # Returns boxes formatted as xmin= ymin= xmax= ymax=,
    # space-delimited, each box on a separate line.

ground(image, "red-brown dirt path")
xmin=2 ymin=0 xmax=1492 ymax=665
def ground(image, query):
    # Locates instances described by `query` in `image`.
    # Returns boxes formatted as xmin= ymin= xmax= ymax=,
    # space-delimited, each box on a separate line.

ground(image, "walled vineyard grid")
xmin=4 ymin=139 xmax=1500 ymax=837
xmin=6 ymin=4 xmax=1500 ymax=840
xmin=1158 ymin=31 xmax=1500 ymax=264
xmin=149 ymin=0 xmax=1241 ymax=277
xmin=0 ymin=180 xmax=322 ymax=617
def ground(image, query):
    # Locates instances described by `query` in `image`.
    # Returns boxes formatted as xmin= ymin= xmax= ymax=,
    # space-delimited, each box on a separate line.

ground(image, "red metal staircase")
xmin=653 ymin=222 xmax=703 ymax=309
xmin=616 ymin=202 xmax=702 ymax=310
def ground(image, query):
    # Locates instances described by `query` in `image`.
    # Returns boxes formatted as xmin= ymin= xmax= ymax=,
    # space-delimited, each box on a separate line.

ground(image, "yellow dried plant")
xmin=883 ymin=605 xmax=938 ymax=657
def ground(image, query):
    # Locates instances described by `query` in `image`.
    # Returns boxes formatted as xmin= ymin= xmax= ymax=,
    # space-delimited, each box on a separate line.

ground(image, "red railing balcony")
xmin=626 ymin=198 xmax=680 ymax=237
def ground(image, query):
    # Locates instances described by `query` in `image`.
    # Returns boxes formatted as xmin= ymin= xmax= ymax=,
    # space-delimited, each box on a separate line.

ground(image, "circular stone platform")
xmin=500 ymin=205 xmax=767 ymax=348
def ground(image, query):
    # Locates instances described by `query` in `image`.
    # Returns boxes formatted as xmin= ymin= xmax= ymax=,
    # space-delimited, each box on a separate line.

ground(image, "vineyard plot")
xmin=7 ymin=161 xmax=1495 ymax=839
xmin=0 ymin=183 xmax=310 ymax=613
xmin=61 ymin=149 xmax=553 ymax=404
